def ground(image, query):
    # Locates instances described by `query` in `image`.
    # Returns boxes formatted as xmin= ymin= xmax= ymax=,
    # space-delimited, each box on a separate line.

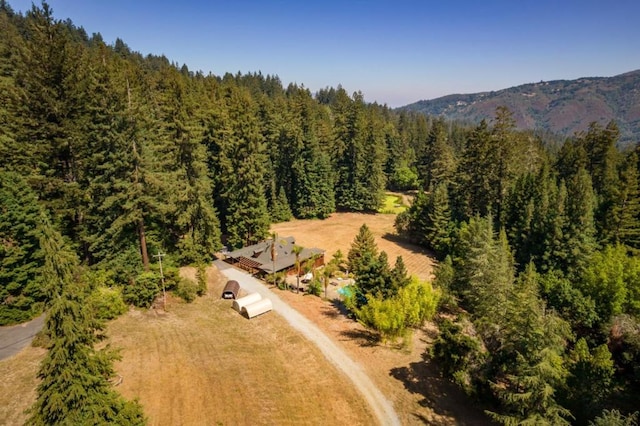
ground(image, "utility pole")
xmin=270 ymin=233 xmax=277 ymax=288
xmin=154 ymin=251 xmax=166 ymax=310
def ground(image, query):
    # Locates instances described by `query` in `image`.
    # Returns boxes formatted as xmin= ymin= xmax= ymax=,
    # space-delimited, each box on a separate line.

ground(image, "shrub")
xmin=265 ymin=271 xmax=286 ymax=289
xmin=88 ymin=287 xmax=127 ymax=320
xmin=196 ymin=264 xmax=207 ymax=296
xmin=356 ymin=277 xmax=440 ymax=343
xmin=389 ymin=166 xmax=419 ymax=191
xmin=162 ymin=265 xmax=181 ymax=291
xmin=357 ymin=295 xmax=407 ymax=343
xmin=123 ymin=272 xmax=160 ymax=308
xmin=307 ymin=278 xmax=322 ymax=296
xmin=174 ymin=278 xmax=198 ymax=303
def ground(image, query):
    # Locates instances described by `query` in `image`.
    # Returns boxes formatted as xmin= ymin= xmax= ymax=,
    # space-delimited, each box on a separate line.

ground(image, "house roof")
xmin=226 ymin=236 xmax=324 ymax=273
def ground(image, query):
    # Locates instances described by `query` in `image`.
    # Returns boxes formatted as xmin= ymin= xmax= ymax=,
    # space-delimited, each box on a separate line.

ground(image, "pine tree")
xmin=563 ymin=167 xmax=597 ymax=279
xmin=332 ymin=90 xmax=385 ymax=211
xmin=490 ymin=106 xmax=523 ymax=227
xmin=13 ymin=3 xmax=89 ymax=240
xmin=419 ymin=117 xmax=456 ymax=188
xmin=348 ymin=224 xmax=378 ymax=277
xmin=81 ymin=47 xmax=158 ymax=269
xmin=390 ymin=255 xmax=410 ymax=293
xmin=28 ymin=212 xmax=145 ymax=425
xmin=151 ymin=64 xmax=221 ymax=263
xmin=0 ymin=5 xmax=24 ymax=171
xmin=487 ymin=264 xmax=572 ymax=426
xmin=564 ymin=338 xmax=614 ymax=423
xmin=287 ymin=85 xmax=335 ymax=218
xmin=425 ymin=183 xmax=453 ymax=256
xmin=206 ymin=84 xmax=270 ymax=249
xmin=609 ymin=152 xmax=640 ymax=247
xmin=384 ymin=120 xmax=417 ymax=191
xmin=0 ymin=171 xmax=45 ymax=325
xmin=453 ymin=216 xmax=512 ymax=321
xmin=456 ymin=120 xmax=493 ymax=220
xmin=268 ymin=180 xmax=293 ymax=223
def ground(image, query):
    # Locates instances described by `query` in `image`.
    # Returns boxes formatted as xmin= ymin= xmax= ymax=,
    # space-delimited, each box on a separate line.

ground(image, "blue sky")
xmin=9 ymin=0 xmax=640 ymax=107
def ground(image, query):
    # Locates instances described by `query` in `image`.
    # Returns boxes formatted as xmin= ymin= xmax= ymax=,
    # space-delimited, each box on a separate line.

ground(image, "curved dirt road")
xmin=215 ymin=260 xmax=400 ymax=426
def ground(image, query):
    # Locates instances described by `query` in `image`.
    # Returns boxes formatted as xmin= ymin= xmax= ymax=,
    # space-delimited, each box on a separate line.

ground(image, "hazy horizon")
xmin=9 ymin=0 xmax=640 ymax=107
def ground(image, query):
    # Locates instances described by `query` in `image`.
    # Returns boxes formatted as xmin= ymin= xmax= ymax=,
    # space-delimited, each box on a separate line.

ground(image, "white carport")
xmin=242 ymin=298 xmax=273 ymax=319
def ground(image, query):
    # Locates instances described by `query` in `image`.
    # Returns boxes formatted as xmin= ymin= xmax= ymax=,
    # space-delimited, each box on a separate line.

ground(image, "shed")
xmin=232 ymin=293 xmax=262 ymax=312
xmin=221 ymin=280 xmax=240 ymax=299
xmin=242 ymin=298 xmax=273 ymax=319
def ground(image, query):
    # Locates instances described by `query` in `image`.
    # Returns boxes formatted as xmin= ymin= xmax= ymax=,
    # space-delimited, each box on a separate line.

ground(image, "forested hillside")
xmin=1 ymin=2 xmax=640 ymax=425
xmin=401 ymin=70 xmax=640 ymax=145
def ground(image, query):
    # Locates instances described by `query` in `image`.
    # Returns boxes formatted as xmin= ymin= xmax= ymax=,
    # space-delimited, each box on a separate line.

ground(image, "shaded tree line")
xmin=396 ymin=107 xmax=640 ymax=424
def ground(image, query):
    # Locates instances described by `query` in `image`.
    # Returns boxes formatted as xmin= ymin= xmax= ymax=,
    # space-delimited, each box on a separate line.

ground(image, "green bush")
xmin=356 ymin=277 xmax=440 ymax=343
xmin=174 ymin=278 xmax=198 ymax=303
xmin=123 ymin=272 xmax=160 ymax=308
xmin=162 ymin=265 xmax=181 ymax=291
xmin=389 ymin=166 xmax=419 ymax=191
xmin=307 ymin=278 xmax=322 ymax=296
xmin=357 ymin=295 xmax=407 ymax=343
xmin=196 ymin=264 xmax=207 ymax=296
xmin=88 ymin=286 xmax=127 ymax=320
xmin=265 ymin=271 xmax=287 ymax=289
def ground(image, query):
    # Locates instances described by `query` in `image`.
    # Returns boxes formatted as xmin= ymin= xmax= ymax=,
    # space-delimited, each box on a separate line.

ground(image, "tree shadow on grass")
xmin=381 ymin=232 xmax=437 ymax=258
xmin=339 ymin=328 xmax=379 ymax=347
xmin=328 ymin=298 xmax=350 ymax=317
xmin=389 ymin=350 xmax=496 ymax=426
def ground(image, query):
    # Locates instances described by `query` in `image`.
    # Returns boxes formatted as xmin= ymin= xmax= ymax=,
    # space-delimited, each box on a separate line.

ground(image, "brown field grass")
xmin=271 ymin=212 xmax=492 ymax=425
xmin=271 ymin=212 xmax=435 ymax=282
xmin=1 ymin=212 xmax=491 ymax=426
xmin=0 ymin=345 xmax=45 ymax=425
xmin=108 ymin=267 xmax=375 ymax=426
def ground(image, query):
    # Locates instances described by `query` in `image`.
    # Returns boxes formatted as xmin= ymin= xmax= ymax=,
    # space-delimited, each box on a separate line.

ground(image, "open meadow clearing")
xmin=1 ymin=212 xmax=491 ymax=426
xmin=270 ymin=212 xmax=491 ymax=424
xmin=271 ymin=211 xmax=435 ymax=282
xmin=107 ymin=267 xmax=375 ymax=425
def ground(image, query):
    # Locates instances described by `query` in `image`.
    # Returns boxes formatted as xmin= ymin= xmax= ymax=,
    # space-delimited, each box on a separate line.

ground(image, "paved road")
xmin=215 ymin=260 xmax=401 ymax=426
xmin=0 ymin=314 xmax=45 ymax=361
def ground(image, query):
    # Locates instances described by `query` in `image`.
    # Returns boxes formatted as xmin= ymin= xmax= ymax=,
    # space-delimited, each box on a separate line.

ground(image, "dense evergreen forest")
xmin=1 ymin=2 xmax=639 ymax=424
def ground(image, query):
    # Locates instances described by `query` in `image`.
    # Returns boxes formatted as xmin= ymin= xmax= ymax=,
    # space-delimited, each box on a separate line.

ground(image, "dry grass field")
xmin=275 ymin=288 xmax=492 ymax=425
xmin=0 ymin=268 xmax=374 ymax=426
xmin=271 ymin=212 xmax=435 ymax=282
xmin=271 ymin=212 xmax=492 ymax=425
xmin=0 ymin=345 xmax=45 ymax=425
xmin=108 ymin=267 xmax=375 ymax=426
xmin=0 ymin=212 xmax=492 ymax=426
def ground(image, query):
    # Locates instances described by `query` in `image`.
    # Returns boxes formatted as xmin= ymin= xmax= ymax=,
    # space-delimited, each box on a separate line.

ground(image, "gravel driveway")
xmin=214 ymin=260 xmax=400 ymax=426
xmin=0 ymin=314 xmax=45 ymax=361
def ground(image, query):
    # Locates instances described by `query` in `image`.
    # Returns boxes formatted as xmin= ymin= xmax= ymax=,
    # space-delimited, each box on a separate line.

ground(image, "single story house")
xmin=223 ymin=236 xmax=324 ymax=276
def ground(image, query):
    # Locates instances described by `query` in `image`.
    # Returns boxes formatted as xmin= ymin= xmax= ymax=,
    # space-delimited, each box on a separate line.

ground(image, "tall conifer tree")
xmin=29 ymin=213 xmax=145 ymax=425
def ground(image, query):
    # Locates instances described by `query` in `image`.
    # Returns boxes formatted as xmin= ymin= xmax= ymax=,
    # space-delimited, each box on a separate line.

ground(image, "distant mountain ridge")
xmin=401 ymin=70 xmax=640 ymax=145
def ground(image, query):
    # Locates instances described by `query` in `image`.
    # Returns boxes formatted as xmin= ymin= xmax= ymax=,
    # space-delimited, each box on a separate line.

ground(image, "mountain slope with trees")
xmin=401 ymin=70 xmax=640 ymax=145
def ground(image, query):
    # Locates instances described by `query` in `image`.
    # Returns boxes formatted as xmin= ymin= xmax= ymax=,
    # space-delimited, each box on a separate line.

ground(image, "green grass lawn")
xmin=378 ymin=193 xmax=407 ymax=214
